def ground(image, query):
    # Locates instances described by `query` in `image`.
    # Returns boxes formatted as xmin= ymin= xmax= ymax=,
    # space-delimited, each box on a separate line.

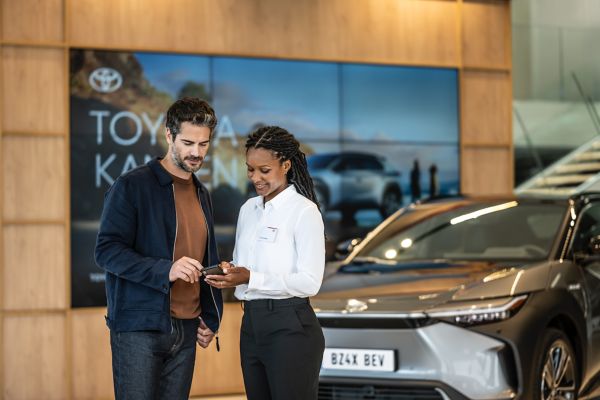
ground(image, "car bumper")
xmin=319 ymin=322 xmax=516 ymax=400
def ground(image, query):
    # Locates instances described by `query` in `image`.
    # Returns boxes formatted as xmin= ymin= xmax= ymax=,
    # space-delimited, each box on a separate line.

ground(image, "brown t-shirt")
xmin=169 ymin=173 xmax=207 ymax=319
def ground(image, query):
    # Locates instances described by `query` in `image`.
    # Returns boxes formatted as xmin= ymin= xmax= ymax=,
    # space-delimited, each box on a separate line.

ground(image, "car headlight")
xmin=426 ymin=295 xmax=528 ymax=326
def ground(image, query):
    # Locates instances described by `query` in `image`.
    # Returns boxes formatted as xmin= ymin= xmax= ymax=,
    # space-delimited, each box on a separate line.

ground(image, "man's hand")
xmin=169 ymin=256 xmax=202 ymax=283
xmin=205 ymin=262 xmax=250 ymax=289
xmin=197 ymin=318 xmax=215 ymax=348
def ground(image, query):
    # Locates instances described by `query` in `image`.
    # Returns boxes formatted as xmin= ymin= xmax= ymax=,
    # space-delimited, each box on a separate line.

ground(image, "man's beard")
xmin=172 ymin=151 xmax=202 ymax=173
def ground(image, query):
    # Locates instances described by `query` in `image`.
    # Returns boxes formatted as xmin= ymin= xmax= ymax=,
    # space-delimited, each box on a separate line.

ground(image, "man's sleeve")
xmin=200 ymin=280 xmax=223 ymax=333
xmin=94 ymin=177 xmax=171 ymax=294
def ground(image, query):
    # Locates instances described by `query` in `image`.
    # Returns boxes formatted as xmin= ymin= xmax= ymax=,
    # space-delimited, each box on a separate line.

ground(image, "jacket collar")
xmin=148 ymin=157 xmax=173 ymax=186
xmin=148 ymin=157 xmax=205 ymax=192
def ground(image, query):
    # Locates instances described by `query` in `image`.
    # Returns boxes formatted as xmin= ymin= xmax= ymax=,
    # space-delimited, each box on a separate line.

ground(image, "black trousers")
xmin=240 ymin=298 xmax=325 ymax=400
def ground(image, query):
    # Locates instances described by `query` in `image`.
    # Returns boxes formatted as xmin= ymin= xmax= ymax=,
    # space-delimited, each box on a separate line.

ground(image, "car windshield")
xmin=307 ymin=154 xmax=337 ymax=170
xmin=352 ymin=200 xmax=566 ymax=263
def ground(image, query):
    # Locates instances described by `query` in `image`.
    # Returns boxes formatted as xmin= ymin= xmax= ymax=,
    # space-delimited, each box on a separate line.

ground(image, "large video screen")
xmin=70 ymin=49 xmax=459 ymax=307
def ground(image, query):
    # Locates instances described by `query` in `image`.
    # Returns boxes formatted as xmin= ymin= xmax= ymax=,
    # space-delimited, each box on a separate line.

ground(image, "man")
xmin=410 ymin=159 xmax=421 ymax=202
xmin=95 ymin=97 xmax=223 ymax=400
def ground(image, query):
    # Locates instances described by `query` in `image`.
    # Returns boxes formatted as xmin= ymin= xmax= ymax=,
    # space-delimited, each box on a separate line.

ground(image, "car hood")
xmin=313 ymin=259 xmax=552 ymax=314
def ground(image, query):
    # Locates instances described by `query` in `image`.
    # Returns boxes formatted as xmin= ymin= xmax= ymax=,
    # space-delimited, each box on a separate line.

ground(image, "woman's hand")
xmin=205 ymin=261 xmax=250 ymax=289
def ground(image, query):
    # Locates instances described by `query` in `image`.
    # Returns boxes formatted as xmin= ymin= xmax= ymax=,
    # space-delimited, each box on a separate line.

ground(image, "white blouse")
xmin=233 ymin=185 xmax=326 ymax=300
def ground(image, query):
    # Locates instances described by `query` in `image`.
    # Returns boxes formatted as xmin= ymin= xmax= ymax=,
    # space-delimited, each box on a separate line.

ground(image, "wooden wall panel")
xmin=305 ymin=0 xmax=459 ymax=65
xmin=0 ymin=38 xmax=5 ymax=397
xmin=3 ymin=314 xmax=67 ymax=399
xmin=71 ymin=309 xmax=113 ymax=400
xmin=462 ymin=147 xmax=513 ymax=195
xmin=2 ymin=0 xmax=64 ymax=42
xmin=462 ymin=70 xmax=511 ymax=145
xmin=0 ymin=0 xmax=514 ymax=398
xmin=462 ymin=0 xmax=511 ymax=68
xmin=3 ymin=225 xmax=66 ymax=310
xmin=68 ymin=0 xmax=459 ymax=66
xmin=2 ymin=47 xmax=65 ymax=133
xmin=70 ymin=304 xmax=245 ymax=399
xmin=2 ymin=136 xmax=66 ymax=221
xmin=191 ymin=303 xmax=245 ymax=395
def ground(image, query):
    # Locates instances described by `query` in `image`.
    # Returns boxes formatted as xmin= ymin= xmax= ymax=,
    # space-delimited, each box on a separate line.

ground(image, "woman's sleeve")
xmin=248 ymin=204 xmax=325 ymax=297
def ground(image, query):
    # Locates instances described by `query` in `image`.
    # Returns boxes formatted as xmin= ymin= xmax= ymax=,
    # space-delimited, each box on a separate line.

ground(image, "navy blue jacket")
xmin=95 ymin=157 xmax=223 ymax=333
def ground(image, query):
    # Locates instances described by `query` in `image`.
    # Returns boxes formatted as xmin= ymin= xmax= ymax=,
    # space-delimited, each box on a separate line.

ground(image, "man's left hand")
xmin=197 ymin=318 xmax=214 ymax=348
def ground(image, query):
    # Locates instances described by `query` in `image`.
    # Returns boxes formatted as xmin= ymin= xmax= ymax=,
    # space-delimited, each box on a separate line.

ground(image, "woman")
xmin=204 ymin=125 xmax=326 ymax=400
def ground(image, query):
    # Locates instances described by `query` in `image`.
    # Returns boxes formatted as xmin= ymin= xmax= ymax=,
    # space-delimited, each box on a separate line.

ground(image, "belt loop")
xmin=268 ymin=299 xmax=273 ymax=311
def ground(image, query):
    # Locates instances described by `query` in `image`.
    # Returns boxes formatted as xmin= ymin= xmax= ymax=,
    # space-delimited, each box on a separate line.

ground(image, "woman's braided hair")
xmin=246 ymin=126 xmax=322 ymax=214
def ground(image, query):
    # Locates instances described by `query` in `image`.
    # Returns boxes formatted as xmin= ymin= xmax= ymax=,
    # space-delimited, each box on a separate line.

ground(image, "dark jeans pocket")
xmin=110 ymin=325 xmax=197 ymax=400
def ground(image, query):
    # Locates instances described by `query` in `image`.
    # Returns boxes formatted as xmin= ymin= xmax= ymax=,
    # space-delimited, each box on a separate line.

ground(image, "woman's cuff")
xmin=248 ymin=270 xmax=264 ymax=290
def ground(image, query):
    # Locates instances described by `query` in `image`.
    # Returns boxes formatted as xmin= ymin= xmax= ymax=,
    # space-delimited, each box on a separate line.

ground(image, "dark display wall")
xmin=70 ymin=49 xmax=459 ymax=307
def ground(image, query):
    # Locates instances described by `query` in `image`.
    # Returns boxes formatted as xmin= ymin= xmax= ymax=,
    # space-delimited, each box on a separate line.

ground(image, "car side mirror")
xmin=574 ymin=235 xmax=600 ymax=265
xmin=589 ymin=235 xmax=600 ymax=255
xmin=334 ymin=237 xmax=362 ymax=260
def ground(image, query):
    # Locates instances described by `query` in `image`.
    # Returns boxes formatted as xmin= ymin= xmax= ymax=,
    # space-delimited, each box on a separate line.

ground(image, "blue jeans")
xmin=110 ymin=317 xmax=199 ymax=400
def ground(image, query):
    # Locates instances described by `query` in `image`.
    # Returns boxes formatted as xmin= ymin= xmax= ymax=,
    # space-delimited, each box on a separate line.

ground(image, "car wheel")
xmin=530 ymin=328 xmax=578 ymax=400
xmin=380 ymin=187 xmax=402 ymax=218
xmin=314 ymin=185 xmax=328 ymax=214
xmin=340 ymin=206 xmax=357 ymax=224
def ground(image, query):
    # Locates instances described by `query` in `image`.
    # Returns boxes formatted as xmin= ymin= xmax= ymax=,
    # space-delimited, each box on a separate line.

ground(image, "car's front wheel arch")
xmin=547 ymin=315 xmax=585 ymax=391
xmin=528 ymin=327 xmax=580 ymax=400
xmin=471 ymin=290 xmax=586 ymax=400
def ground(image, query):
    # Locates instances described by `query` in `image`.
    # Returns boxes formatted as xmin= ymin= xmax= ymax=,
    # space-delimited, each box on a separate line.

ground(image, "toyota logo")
xmin=89 ymin=68 xmax=123 ymax=93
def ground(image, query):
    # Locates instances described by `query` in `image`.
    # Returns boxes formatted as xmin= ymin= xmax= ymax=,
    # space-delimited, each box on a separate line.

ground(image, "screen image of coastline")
xmin=70 ymin=49 xmax=459 ymax=307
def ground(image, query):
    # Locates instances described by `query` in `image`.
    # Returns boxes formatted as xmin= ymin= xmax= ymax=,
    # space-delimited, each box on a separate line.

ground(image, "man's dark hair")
xmin=166 ymin=97 xmax=217 ymax=139
xmin=246 ymin=126 xmax=322 ymax=213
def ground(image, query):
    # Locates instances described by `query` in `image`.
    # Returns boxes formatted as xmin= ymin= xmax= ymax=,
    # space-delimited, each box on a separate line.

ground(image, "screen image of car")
xmin=313 ymin=194 xmax=600 ymax=400
xmin=308 ymin=152 xmax=403 ymax=221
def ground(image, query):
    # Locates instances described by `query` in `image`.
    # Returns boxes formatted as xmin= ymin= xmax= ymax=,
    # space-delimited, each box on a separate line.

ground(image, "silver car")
xmin=313 ymin=194 xmax=600 ymax=400
xmin=307 ymin=152 xmax=403 ymax=219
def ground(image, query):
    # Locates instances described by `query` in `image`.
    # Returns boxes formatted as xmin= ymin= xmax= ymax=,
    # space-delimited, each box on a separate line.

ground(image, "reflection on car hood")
xmin=313 ymin=259 xmax=550 ymax=314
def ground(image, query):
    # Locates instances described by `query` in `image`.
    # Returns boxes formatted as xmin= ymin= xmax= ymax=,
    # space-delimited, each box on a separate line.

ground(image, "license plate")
xmin=322 ymin=348 xmax=396 ymax=372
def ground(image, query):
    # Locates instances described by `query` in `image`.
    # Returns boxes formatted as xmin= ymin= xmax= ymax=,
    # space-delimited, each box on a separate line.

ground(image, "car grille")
xmin=318 ymin=382 xmax=444 ymax=399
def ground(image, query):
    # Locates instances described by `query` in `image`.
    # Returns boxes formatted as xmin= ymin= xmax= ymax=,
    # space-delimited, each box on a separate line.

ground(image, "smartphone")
xmin=201 ymin=264 xmax=225 ymax=276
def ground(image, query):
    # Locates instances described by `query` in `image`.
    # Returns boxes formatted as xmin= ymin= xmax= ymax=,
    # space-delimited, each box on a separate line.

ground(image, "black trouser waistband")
xmin=242 ymin=297 xmax=309 ymax=310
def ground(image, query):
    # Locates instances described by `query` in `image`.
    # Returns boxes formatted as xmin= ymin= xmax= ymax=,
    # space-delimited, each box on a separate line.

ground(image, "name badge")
xmin=258 ymin=226 xmax=278 ymax=243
